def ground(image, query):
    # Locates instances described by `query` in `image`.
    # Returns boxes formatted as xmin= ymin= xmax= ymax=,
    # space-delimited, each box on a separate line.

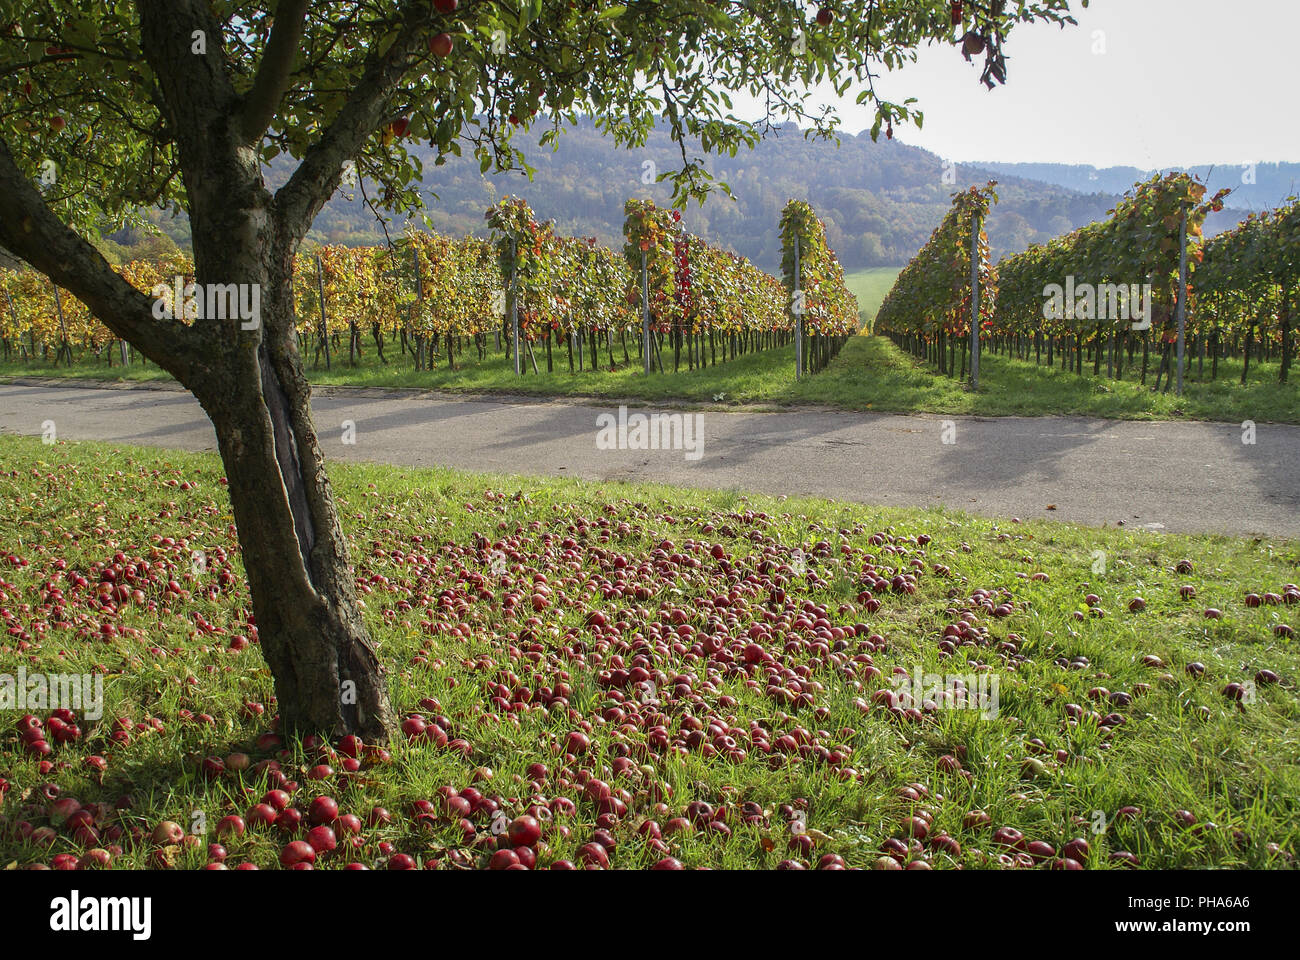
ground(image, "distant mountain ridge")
xmin=972 ymin=160 xmax=1299 ymax=213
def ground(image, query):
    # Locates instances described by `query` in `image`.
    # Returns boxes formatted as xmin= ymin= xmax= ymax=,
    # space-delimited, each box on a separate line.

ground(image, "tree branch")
xmin=0 ymin=136 xmax=203 ymax=385
xmin=272 ymin=10 xmax=432 ymax=249
xmin=235 ymin=0 xmax=311 ymax=145
xmin=138 ymin=0 xmax=240 ymax=165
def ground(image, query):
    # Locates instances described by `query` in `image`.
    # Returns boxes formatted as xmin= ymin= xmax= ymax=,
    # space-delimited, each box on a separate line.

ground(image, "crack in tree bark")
xmin=258 ymin=345 xmax=316 ymax=574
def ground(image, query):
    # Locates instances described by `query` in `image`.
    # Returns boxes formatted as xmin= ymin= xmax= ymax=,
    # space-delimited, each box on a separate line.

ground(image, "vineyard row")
xmin=0 ymin=198 xmax=861 ymax=380
xmin=876 ymin=175 xmax=1299 ymax=388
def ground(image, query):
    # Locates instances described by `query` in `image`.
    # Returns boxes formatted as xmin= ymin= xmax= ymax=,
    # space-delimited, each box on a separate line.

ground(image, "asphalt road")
xmin=1 ymin=380 xmax=1296 ymax=538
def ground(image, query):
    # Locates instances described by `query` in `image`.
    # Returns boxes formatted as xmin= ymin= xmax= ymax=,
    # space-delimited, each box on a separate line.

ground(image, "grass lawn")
xmin=0 ymin=433 xmax=1296 ymax=869
xmin=1 ymin=336 xmax=870 ymax=409
xmin=805 ymin=336 xmax=1300 ymax=423
xmin=842 ymin=267 xmax=901 ymax=329
xmin=5 ymin=330 xmax=1296 ymax=425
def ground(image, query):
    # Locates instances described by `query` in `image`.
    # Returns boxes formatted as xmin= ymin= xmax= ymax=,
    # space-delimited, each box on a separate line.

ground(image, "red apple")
xmin=428 ymin=33 xmax=453 ymax=58
xmin=308 ymin=795 xmax=339 ymax=825
xmin=279 ymin=840 xmax=316 ymax=868
xmin=306 ymin=825 xmax=337 ymax=853
xmin=151 ymin=821 xmax=184 ymax=845
xmin=488 ymin=848 xmax=520 ymax=870
xmin=246 ymin=803 xmax=277 ymax=828
xmin=577 ymin=842 xmax=609 ymax=868
xmin=507 ymin=815 xmax=542 ymax=848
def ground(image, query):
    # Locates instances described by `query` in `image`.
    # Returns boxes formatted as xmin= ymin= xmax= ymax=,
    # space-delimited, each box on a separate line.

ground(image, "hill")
xmin=142 ymin=119 xmax=1122 ymax=270
xmin=132 ymin=120 xmax=1267 ymax=270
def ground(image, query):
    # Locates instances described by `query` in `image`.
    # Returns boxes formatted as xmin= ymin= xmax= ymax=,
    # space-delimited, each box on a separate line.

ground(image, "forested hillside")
xmin=132 ymin=119 xmax=1121 ymax=269
xmin=130 ymin=118 xmax=1258 ymax=270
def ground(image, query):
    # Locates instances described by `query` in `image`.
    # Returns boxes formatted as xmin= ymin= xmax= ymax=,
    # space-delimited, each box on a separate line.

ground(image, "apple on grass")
xmin=279 ymin=841 xmax=316 ymax=868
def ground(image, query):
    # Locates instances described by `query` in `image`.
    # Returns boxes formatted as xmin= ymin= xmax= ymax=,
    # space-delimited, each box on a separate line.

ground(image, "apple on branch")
xmin=428 ymin=32 xmax=453 ymax=57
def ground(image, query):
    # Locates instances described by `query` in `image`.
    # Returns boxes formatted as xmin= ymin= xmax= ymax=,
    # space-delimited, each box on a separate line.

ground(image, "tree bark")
xmin=194 ymin=257 xmax=394 ymax=739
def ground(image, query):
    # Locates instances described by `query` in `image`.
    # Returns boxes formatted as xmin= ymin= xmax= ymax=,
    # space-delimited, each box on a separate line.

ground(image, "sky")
xmin=755 ymin=0 xmax=1300 ymax=169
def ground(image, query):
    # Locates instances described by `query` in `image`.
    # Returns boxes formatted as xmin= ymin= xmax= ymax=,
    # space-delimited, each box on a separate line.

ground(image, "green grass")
xmin=0 ymin=432 xmax=1297 ymax=869
xmin=0 ymin=337 xmax=865 ymax=409
xmin=804 ymin=336 xmax=1300 ymax=423
xmin=0 ymin=355 xmax=174 ymax=384
xmin=6 ymin=328 xmax=1295 ymax=423
xmin=842 ymin=266 xmax=901 ymax=329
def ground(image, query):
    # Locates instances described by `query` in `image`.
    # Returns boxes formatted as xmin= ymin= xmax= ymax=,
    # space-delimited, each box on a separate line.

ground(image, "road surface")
xmin=0 ymin=380 xmax=1295 ymax=538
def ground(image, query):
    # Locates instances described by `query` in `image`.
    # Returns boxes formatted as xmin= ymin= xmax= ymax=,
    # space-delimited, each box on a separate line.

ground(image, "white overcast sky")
xmin=749 ymin=0 xmax=1300 ymax=168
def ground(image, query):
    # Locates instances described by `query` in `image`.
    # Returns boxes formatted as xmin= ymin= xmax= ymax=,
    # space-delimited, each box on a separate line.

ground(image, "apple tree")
xmin=0 ymin=0 xmax=1080 ymax=739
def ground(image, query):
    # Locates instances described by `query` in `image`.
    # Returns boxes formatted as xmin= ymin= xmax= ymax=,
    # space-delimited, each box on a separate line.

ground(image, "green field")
xmin=0 ymin=433 xmax=1296 ymax=869
xmin=843 ymin=266 xmax=902 ymax=330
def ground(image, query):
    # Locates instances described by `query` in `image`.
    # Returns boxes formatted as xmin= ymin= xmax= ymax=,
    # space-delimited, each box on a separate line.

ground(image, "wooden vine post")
xmin=641 ymin=248 xmax=651 ymax=376
xmin=970 ymin=208 xmax=982 ymax=391
xmin=50 ymin=282 xmax=72 ymax=366
xmin=1176 ymin=205 xmax=1188 ymax=396
xmin=411 ymin=245 xmax=423 ymax=370
xmin=511 ymin=238 xmax=521 ymax=377
xmin=314 ymin=254 xmax=331 ymax=371
xmin=794 ymin=236 xmax=803 ymax=381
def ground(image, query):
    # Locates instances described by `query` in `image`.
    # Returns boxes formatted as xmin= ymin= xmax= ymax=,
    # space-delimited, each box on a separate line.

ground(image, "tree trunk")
xmin=158 ymin=162 xmax=395 ymax=738
xmin=191 ymin=244 xmax=395 ymax=740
